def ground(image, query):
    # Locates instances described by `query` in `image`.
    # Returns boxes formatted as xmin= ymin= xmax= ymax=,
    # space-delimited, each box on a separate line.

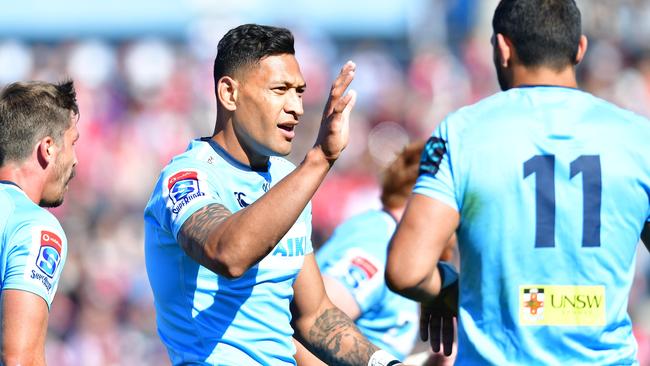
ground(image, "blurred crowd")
xmin=1 ymin=0 xmax=649 ymax=364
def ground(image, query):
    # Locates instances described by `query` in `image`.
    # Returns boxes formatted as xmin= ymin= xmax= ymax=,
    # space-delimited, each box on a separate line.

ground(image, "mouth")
xmin=277 ymin=122 xmax=297 ymax=140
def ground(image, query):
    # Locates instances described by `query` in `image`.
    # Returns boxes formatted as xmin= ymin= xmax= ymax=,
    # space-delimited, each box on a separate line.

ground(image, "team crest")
xmin=36 ymin=230 xmax=62 ymax=278
xmin=419 ymin=136 xmax=447 ymax=177
xmin=522 ymin=287 xmax=545 ymax=321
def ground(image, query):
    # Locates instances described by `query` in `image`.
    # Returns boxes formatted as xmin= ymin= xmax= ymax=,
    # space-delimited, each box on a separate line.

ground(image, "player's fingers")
xmin=327 ymin=63 xmax=355 ymax=110
xmin=330 ymin=61 xmax=356 ymax=93
xmin=442 ymin=316 xmax=454 ymax=356
xmin=419 ymin=306 xmax=430 ymax=342
xmin=430 ymin=316 xmax=442 ymax=353
xmin=334 ymin=90 xmax=357 ymax=119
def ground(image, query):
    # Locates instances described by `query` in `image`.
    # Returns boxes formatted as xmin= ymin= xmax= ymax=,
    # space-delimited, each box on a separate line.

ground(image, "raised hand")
xmin=420 ymin=281 xmax=458 ymax=357
xmin=314 ymin=61 xmax=357 ymax=164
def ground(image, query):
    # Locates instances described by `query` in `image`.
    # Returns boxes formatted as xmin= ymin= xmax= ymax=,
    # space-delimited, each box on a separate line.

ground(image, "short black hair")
xmin=0 ymin=80 xmax=78 ymax=166
xmin=493 ymin=0 xmax=582 ymax=70
xmin=213 ymin=24 xmax=295 ymax=86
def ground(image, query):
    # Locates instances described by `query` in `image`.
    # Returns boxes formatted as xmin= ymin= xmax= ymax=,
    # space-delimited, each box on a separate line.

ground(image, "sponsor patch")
xmin=166 ymin=170 xmax=208 ymax=216
xmin=419 ymin=136 xmax=447 ymax=177
xmin=342 ymin=256 xmax=379 ymax=289
xmin=520 ymin=285 xmax=605 ymax=326
xmin=36 ymin=230 xmax=62 ymax=278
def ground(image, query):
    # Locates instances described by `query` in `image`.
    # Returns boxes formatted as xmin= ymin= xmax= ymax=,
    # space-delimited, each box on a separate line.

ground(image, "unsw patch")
xmin=419 ymin=136 xmax=447 ymax=177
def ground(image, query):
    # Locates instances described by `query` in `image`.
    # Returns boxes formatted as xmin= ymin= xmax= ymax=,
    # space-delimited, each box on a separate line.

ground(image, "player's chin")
xmin=269 ymin=140 xmax=293 ymax=157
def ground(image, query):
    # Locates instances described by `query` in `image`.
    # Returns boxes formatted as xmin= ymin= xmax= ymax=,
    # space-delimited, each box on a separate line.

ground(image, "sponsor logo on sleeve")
xmin=419 ymin=136 xmax=447 ymax=177
xmin=166 ymin=170 xmax=207 ymax=215
xmin=36 ymin=230 xmax=62 ymax=278
xmin=520 ymin=285 xmax=605 ymax=326
xmin=25 ymin=229 xmax=64 ymax=293
xmin=344 ymin=256 xmax=378 ymax=288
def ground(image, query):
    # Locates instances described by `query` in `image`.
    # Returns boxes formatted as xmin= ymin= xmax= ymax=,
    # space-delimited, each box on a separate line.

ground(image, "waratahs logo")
xmin=36 ymin=230 xmax=62 ymax=278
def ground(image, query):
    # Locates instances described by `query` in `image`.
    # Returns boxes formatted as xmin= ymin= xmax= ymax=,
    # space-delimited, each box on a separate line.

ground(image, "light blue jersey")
xmin=144 ymin=138 xmax=313 ymax=366
xmin=0 ymin=181 xmax=67 ymax=308
xmin=316 ymin=210 xmax=418 ymax=359
xmin=415 ymin=86 xmax=650 ymax=365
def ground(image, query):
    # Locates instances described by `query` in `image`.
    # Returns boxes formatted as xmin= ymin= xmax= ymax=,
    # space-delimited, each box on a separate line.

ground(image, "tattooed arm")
xmin=177 ymin=62 xmax=357 ymax=279
xmin=291 ymin=254 xmax=381 ymax=366
xmin=177 ymin=149 xmax=331 ymax=279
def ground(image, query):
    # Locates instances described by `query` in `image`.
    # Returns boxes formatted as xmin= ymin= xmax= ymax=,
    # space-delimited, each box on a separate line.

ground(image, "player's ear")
xmin=36 ymin=136 xmax=56 ymax=169
xmin=575 ymin=35 xmax=588 ymax=65
xmin=495 ymin=33 xmax=512 ymax=68
xmin=217 ymin=76 xmax=238 ymax=112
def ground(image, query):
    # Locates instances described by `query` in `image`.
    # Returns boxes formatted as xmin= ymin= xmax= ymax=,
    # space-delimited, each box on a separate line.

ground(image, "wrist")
xmin=305 ymin=146 xmax=335 ymax=169
xmin=368 ymin=349 xmax=401 ymax=366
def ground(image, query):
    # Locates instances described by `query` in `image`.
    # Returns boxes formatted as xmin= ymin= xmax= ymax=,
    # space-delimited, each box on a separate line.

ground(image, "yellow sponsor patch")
xmin=519 ymin=285 xmax=605 ymax=326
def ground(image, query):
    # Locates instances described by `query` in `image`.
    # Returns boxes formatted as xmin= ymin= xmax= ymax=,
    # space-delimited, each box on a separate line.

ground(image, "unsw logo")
xmin=167 ymin=171 xmax=206 ymax=214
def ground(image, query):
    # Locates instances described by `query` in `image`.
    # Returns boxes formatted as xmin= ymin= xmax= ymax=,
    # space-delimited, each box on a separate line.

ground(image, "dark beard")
xmin=39 ymin=167 xmax=75 ymax=208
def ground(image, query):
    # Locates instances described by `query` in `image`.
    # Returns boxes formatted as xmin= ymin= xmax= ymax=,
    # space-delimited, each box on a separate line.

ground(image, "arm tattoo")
xmin=306 ymin=307 xmax=379 ymax=366
xmin=178 ymin=203 xmax=231 ymax=261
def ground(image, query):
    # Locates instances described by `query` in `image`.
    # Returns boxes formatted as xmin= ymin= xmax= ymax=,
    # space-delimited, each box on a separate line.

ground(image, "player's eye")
xmin=272 ymin=86 xmax=288 ymax=94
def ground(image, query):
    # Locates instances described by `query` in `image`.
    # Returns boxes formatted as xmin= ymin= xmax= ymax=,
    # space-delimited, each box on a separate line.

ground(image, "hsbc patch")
xmin=166 ymin=170 xmax=208 ymax=216
xmin=36 ymin=230 xmax=62 ymax=278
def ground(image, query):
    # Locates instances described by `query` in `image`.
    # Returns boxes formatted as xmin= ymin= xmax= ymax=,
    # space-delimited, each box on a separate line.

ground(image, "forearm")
xmin=294 ymin=306 xmax=379 ymax=366
xmin=393 ymin=267 xmax=441 ymax=303
xmin=208 ymin=148 xmax=331 ymax=276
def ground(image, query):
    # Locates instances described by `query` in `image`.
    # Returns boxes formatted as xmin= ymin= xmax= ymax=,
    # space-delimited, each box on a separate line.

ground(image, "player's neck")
xmin=510 ymin=64 xmax=578 ymax=89
xmin=0 ymin=163 xmax=45 ymax=204
xmin=211 ymin=130 xmax=269 ymax=171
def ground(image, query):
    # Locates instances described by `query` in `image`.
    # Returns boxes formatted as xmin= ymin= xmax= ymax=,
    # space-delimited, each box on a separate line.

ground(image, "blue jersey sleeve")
xmin=157 ymin=160 xmax=224 ymax=239
xmin=3 ymin=212 xmax=67 ymax=308
xmin=414 ymin=118 xmax=458 ymax=211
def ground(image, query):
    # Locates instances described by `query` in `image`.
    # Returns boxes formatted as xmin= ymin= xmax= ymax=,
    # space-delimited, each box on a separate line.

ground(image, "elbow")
xmin=211 ymin=252 xmax=249 ymax=279
xmin=210 ymin=243 xmax=255 ymax=279
xmin=385 ymin=263 xmax=423 ymax=296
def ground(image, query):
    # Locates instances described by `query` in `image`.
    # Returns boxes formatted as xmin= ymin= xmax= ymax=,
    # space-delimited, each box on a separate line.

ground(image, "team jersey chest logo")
xmin=234 ymin=192 xmax=250 ymax=208
xmin=36 ymin=230 xmax=62 ymax=278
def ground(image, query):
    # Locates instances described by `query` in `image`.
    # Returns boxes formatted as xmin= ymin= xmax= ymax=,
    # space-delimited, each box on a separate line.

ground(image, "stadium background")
xmin=1 ymin=0 xmax=649 ymax=364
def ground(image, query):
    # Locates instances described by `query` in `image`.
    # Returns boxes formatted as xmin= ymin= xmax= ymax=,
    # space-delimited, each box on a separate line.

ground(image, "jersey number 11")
xmin=523 ymin=155 xmax=601 ymax=248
